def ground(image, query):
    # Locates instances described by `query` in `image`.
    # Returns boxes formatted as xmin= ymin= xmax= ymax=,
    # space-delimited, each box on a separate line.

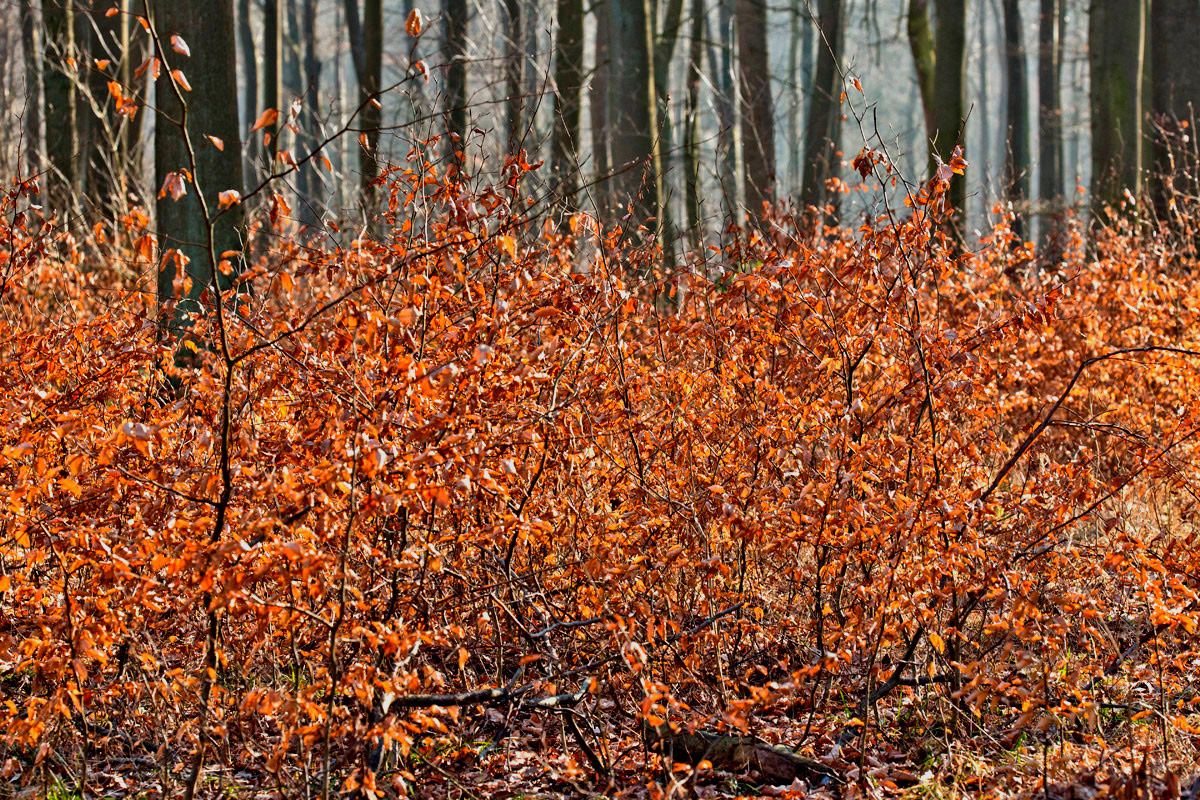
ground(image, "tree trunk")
xmin=505 ymin=0 xmax=524 ymax=153
xmin=444 ymin=0 xmax=468 ymax=168
xmin=297 ymin=0 xmax=322 ymax=227
xmin=706 ymin=0 xmax=738 ymax=219
xmin=1037 ymin=0 xmax=1062 ymax=257
xmin=590 ymin=0 xmax=611 ymax=215
xmin=1149 ymin=0 xmax=1200 ymax=218
xmin=18 ymin=0 xmax=41 ymax=178
xmin=263 ymin=0 xmax=282 ymax=159
xmin=932 ymin=0 xmax=967 ymax=216
xmin=799 ymin=0 xmax=842 ymax=220
xmin=786 ymin=0 xmax=811 ymax=194
xmin=78 ymin=0 xmax=123 ymax=218
xmin=684 ymin=0 xmax=704 ymax=250
xmin=907 ymin=0 xmax=935 ymax=154
xmin=151 ymin=0 xmax=246 ymax=333
xmin=237 ymin=0 xmax=258 ymax=165
xmin=43 ymin=0 xmax=79 ymax=217
xmin=653 ymin=0 xmax=684 ymax=267
xmin=1001 ymin=0 xmax=1030 ymax=240
xmin=606 ymin=0 xmax=656 ymax=229
xmin=736 ymin=0 xmax=774 ymax=219
xmin=552 ymin=0 xmax=584 ymax=205
xmin=1088 ymin=0 xmax=1144 ymax=211
xmin=120 ymin=0 xmax=148 ymax=201
xmin=343 ymin=0 xmax=383 ymax=215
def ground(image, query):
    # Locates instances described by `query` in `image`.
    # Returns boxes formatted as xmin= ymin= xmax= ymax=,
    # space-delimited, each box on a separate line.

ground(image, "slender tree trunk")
xmin=444 ymin=0 xmax=468 ymax=168
xmin=606 ymin=0 xmax=656 ymax=229
xmin=552 ymin=0 xmax=584 ymax=205
xmin=151 ymin=0 xmax=246 ymax=332
xmin=297 ymin=0 xmax=322 ymax=226
xmin=1002 ymin=0 xmax=1030 ymax=240
xmin=653 ymin=0 xmax=684 ymax=266
xmin=736 ymin=0 xmax=774 ymax=219
xmin=707 ymin=0 xmax=737 ymax=217
xmin=505 ymin=0 xmax=524 ymax=153
xmin=18 ymin=0 xmax=41 ymax=178
xmin=932 ymin=0 xmax=967 ymax=216
xmin=1037 ymin=0 xmax=1063 ymax=257
xmin=237 ymin=0 xmax=258 ymax=160
xmin=80 ymin=0 xmax=123 ymax=218
xmin=907 ymin=0 xmax=935 ymax=153
xmin=1149 ymin=0 xmax=1200 ymax=218
xmin=977 ymin=0 xmax=992 ymax=217
xmin=43 ymin=0 xmax=78 ymax=217
xmin=1088 ymin=0 xmax=1144 ymax=211
xmin=786 ymin=0 xmax=811 ymax=195
xmin=590 ymin=0 xmax=611 ymax=212
xmin=120 ymin=0 xmax=148 ymax=201
xmin=343 ymin=0 xmax=383 ymax=214
xmin=684 ymin=0 xmax=704 ymax=250
xmin=799 ymin=0 xmax=842 ymax=220
xmin=263 ymin=0 xmax=282 ymax=158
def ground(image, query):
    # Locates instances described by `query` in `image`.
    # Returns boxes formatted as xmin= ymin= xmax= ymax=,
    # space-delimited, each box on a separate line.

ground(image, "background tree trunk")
xmin=1149 ymin=0 xmax=1200 ymax=218
xmin=606 ymin=0 xmax=656 ymax=229
xmin=590 ymin=0 xmax=611 ymax=214
xmin=43 ymin=0 xmax=78 ymax=217
xmin=237 ymin=0 xmax=258 ymax=167
xmin=1001 ymin=0 xmax=1030 ymax=240
xmin=907 ymin=0 xmax=935 ymax=155
xmin=505 ymin=0 xmax=524 ymax=153
xmin=263 ymin=0 xmax=282 ymax=159
xmin=19 ymin=0 xmax=41 ymax=178
xmin=552 ymin=0 xmax=584 ymax=207
xmin=444 ymin=0 xmax=468 ymax=168
xmin=684 ymin=0 xmax=704 ymax=251
xmin=1037 ymin=0 xmax=1062 ymax=258
xmin=151 ymin=0 xmax=246 ymax=331
xmin=1088 ymin=0 xmax=1144 ymax=211
xmin=932 ymin=0 xmax=967 ymax=216
xmin=799 ymin=0 xmax=842 ymax=220
xmin=343 ymin=0 xmax=383 ymax=214
xmin=736 ymin=0 xmax=774 ymax=219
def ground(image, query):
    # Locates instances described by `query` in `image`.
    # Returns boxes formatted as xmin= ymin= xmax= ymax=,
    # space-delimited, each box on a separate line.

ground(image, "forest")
xmin=2 ymin=0 xmax=1200 ymax=797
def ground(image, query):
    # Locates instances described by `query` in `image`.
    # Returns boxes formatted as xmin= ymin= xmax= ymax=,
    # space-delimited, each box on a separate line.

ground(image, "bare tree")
xmin=1002 ymin=0 xmax=1029 ymax=239
xmin=800 ymin=0 xmax=842 ymax=219
xmin=1089 ymin=0 xmax=1145 ymax=210
xmin=736 ymin=0 xmax=774 ymax=219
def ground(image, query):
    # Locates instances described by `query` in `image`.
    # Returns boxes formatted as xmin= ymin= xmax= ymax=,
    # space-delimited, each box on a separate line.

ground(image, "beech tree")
xmin=151 ymin=0 xmax=245 ymax=331
xmin=1089 ymin=0 xmax=1145 ymax=210
xmin=800 ymin=0 xmax=842 ymax=218
xmin=1001 ymin=0 xmax=1029 ymax=239
xmin=737 ymin=0 xmax=774 ymax=218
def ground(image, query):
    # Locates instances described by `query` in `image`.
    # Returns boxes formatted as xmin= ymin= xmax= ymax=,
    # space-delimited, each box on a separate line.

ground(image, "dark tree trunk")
xmin=43 ymin=0 xmax=79 ymax=216
xmin=736 ymin=0 xmax=774 ymax=219
xmin=1149 ymin=0 xmax=1200 ymax=218
xmin=263 ymin=0 xmax=282 ymax=158
xmin=1037 ymin=0 xmax=1063 ymax=257
xmin=1002 ymin=0 xmax=1030 ymax=240
xmin=19 ymin=0 xmax=41 ymax=178
xmin=606 ymin=0 xmax=656 ymax=228
xmin=151 ymin=0 xmax=246 ymax=332
xmin=297 ymin=0 xmax=322 ymax=226
xmin=552 ymin=0 xmax=584 ymax=205
xmin=505 ymin=0 xmax=524 ymax=153
xmin=590 ymin=0 xmax=610 ymax=212
xmin=343 ymin=0 xmax=383 ymax=214
xmin=444 ymin=0 xmax=468 ymax=168
xmin=932 ymin=0 xmax=967 ymax=216
xmin=684 ymin=0 xmax=704 ymax=250
xmin=907 ymin=0 xmax=935 ymax=155
xmin=1088 ymin=0 xmax=1145 ymax=211
xmin=237 ymin=0 xmax=258 ymax=163
xmin=706 ymin=0 xmax=737 ymax=218
xmin=799 ymin=0 xmax=842 ymax=220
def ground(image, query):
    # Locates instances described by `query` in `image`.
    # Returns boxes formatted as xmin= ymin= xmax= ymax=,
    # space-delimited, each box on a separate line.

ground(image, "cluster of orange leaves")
xmin=2 ymin=161 xmax=1200 ymax=797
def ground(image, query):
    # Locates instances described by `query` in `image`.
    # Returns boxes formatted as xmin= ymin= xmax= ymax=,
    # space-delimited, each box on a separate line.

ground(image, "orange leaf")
xmin=218 ymin=189 xmax=242 ymax=209
xmin=250 ymin=107 xmax=279 ymax=133
xmin=171 ymin=69 xmax=192 ymax=91
xmin=405 ymin=7 xmax=424 ymax=36
xmin=206 ymin=135 xmax=225 ymax=151
xmin=171 ymin=34 xmax=190 ymax=56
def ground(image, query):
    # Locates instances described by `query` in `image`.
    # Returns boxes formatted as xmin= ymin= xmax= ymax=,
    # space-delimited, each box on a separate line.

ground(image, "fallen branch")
xmin=646 ymin=723 xmax=843 ymax=786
